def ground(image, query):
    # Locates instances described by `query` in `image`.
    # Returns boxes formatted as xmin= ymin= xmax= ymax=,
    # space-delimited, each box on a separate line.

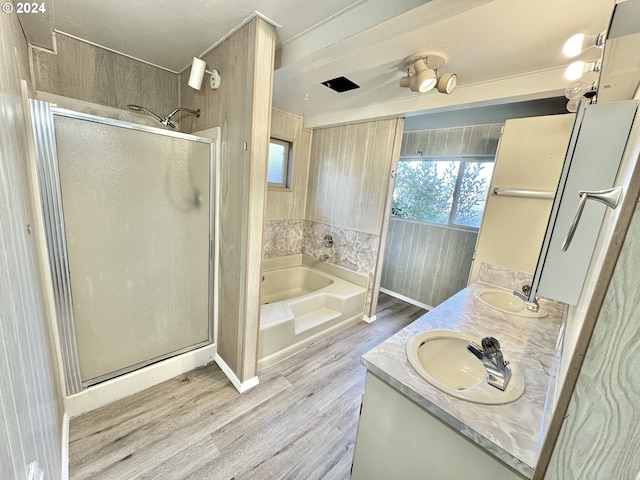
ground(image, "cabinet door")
xmin=535 ymin=100 xmax=638 ymax=305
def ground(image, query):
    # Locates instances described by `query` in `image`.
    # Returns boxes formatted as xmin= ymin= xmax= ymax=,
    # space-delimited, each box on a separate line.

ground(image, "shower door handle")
xmin=561 ymin=187 xmax=623 ymax=252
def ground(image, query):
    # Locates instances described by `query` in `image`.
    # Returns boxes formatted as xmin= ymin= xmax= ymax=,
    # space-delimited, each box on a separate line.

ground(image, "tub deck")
xmin=258 ymin=261 xmax=367 ymax=370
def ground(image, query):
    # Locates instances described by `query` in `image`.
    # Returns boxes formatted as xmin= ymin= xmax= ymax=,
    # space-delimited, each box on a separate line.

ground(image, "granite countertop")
xmin=361 ymin=282 xmax=566 ymax=478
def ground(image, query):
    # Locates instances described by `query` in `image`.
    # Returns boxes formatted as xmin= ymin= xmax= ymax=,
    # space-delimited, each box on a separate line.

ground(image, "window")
xmin=268 ymin=138 xmax=291 ymax=188
xmin=392 ymin=158 xmax=494 ymax=229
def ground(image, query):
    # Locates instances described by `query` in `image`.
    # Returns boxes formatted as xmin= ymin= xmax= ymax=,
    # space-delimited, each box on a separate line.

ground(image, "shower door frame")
xmin=31 ymin=100 xmax=218 ymax=395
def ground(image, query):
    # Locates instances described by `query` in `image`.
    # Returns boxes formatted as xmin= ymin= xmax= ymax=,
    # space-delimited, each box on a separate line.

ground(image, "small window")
xmin=268 ymin=138 xmax=291 ymax=188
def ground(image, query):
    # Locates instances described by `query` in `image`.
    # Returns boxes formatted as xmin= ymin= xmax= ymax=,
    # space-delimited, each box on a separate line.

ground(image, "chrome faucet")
xmin=512 ymin=284 xmax=540 ymax=312
xmin=467 ymin=336 xmax=512 ymax=391
xmin=319 ymin=254 xmax=330 ymax=261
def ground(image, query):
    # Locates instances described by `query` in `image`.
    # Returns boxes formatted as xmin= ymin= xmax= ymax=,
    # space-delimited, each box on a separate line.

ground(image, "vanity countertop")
xmin=361 ymin=282 xmax=566 ymax=478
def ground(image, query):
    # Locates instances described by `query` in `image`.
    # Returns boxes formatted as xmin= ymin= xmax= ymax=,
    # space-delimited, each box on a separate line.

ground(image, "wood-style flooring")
xmin=69 ymin=293 xmax=426 ymax=480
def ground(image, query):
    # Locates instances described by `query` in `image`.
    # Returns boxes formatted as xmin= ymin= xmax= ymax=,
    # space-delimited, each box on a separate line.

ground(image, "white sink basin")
xmin=474 ymin=287 xmax=548 ymax=318
xmin=406 ymin=330 xmax=525 ymax=405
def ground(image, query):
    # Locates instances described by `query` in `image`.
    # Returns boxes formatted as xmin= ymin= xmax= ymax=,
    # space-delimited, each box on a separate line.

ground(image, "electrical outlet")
xmin=27 ymin=461 xmax=44 ymax=480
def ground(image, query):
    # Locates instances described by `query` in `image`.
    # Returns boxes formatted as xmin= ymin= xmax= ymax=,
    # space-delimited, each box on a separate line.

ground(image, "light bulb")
xmin=437 ymin=73 xmax=457 ymax=94
xmin=411 ymin=58 xmax=437 ymax=93
xmin=563 ymin=32 xmax=604 ymax=58
xmin=564 ymin=60 xmax=601 ymax=81
xmin=566 ymin=97 xmax=584 ymax=113
xmin=563 ymin=34 xmax=586 ymax=57
xmin=565 ymin=61 xmax=586 ymax=81
xmin=417 ymin=75 xmax=437 ymax=93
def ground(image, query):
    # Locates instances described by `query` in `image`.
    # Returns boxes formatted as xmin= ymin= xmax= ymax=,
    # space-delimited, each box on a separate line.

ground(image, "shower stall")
xmin=30 ymin=100 xmax=218 ymax=397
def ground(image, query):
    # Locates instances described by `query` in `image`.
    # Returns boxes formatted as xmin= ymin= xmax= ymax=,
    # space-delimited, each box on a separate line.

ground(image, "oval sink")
xmin=406 ymin=330 xmax=525 ymax=405
xmin=474 ymin=287 xmax=548 ymax=318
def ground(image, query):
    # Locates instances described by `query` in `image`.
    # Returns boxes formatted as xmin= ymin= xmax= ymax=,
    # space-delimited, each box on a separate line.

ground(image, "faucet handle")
xmin=512 ymin=289 xmax=528 ymax=302
xmin=481 ymin=336 xmax=501 ymax=355
xmin=466 ymin=342 xmax=485 ymax=360
xmin=512 ymin=288 xmax=540 ymax=312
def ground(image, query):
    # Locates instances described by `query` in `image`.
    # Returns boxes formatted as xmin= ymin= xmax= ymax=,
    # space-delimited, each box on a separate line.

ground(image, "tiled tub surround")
xmin=360 ymin=282 xmax=567 ymax=477
xmin=264 ymin=219 xmax=379 ymax=314
xmin=301 ymin=220 xmax=379 ymax=276
xmin=258 ymin=255 xmax=367 ymax=370
xmin=263 ymin=219 xmax=305 ymax=258
xmin=263 ymin=220 xmax=378 ymax=273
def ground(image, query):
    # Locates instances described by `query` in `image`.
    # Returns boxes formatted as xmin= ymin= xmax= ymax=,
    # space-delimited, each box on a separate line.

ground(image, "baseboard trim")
xmin=380 ymin=288 xmax=433 ymax=311
xmin=61 ymin=412 xmax=69 ymax=480
xmin=215 ymin=354 xmax=259 ymax=393
xmin=64 ymin=344 xmax=217 ymax=418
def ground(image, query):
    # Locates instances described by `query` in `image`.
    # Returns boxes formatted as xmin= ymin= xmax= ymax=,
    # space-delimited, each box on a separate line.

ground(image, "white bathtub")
xmin=258 ymin=259 xmax=367 ymax=370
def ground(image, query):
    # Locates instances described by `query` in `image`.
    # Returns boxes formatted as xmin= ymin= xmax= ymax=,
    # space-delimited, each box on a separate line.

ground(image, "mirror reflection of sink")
xmin=406 ymin=330 xmax=525 ymax=405
xmin=474 ymin=287 xmax=548 ymax=318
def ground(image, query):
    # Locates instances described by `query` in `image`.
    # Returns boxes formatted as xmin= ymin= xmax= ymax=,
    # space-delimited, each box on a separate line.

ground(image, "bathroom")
xmin=2 ymin=0 xmax=640 ymax=479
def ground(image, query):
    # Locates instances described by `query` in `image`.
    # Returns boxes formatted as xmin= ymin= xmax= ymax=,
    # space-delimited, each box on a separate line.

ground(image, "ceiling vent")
xmin=321 ymin=76 xmax=360 ymax=93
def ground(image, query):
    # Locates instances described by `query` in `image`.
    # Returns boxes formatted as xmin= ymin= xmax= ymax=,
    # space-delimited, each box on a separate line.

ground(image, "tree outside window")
xmin=392 ymin=158 xmax=494 ymax=229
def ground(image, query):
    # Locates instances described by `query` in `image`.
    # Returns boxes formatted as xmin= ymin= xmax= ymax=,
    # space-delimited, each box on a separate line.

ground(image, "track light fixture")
xmin=436 ymin=72 xmax=458 ymax=94
xmin=399 ymin=51 xmax=457 ymax=95
xmin=188 ymin=57 xmax=221 ymax=90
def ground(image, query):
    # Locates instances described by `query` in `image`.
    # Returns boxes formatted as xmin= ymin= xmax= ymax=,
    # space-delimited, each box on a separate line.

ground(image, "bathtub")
xmin=258 ymin=257 xmax=367 ymax=370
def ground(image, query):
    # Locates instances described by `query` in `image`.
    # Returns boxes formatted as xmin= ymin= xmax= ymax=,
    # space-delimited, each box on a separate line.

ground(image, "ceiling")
xmin=28 ymin=0 xmax=616 ymax=126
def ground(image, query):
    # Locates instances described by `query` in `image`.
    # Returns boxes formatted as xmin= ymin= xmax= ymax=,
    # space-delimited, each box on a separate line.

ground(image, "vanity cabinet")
xmin=351 ymin=372 xmax=527 ymax=480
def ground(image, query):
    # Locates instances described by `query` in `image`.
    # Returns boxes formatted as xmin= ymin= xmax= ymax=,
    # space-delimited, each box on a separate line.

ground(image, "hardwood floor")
xmin=69 ymin=293 xmax=426 ymax=480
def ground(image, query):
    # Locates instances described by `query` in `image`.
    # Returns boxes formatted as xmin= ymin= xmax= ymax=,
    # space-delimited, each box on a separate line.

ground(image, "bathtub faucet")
xmin=319 ymin=254 xmax=330 ymax=261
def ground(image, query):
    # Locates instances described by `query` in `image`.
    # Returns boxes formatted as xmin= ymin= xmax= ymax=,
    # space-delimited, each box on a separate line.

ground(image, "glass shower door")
xmin=52 ymin=112 xmax=213 ymax=386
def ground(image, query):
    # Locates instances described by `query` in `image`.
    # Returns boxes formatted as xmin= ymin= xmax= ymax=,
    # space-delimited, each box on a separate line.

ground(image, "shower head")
xmin=164 ymin=107 xmax=200 ymax=128
xmin=126 ymin=104 xmax=165 ymax=125
xmin=126 ymin=104 xmax=200 ymax=130
xmin=127 ymin=105 xmax=168 ymax=128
